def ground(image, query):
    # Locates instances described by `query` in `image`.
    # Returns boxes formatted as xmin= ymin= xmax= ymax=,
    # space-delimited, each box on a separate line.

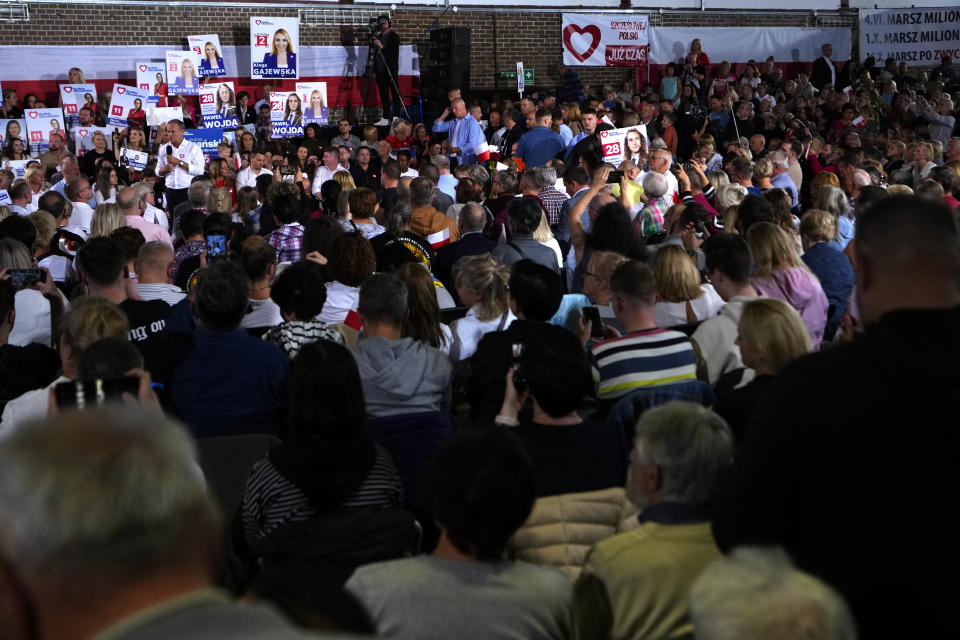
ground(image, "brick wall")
xmin=3 ymin=3 xmax=855 ymax=102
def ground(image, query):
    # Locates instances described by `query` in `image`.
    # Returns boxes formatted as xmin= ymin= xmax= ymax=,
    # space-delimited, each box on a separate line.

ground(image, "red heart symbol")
xmin=139 ymin=65 xmax=147 ymax=72
xmin=255 ymin=19 xmax=261 ymax=25
xmin=28 ymin=111 xmax=37 ymax=119
xmin=562 ymin=24 xmax=602 ymax=63
xmin=79 ymin=129 xmax=88 ymax=136
xmin=117 ymin=86 xmax=127 ymax=94
xmin=64 ymin=86 xmax=73 ymax=93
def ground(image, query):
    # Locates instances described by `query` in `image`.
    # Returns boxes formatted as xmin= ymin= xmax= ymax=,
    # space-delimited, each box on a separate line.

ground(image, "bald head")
xmin=116 ymin=186 xmax=141 ymax=213
xmin=460 ymin=203 xmax=487 ymax=233
xmin=135 ymin=242 xmax=175 ymax=284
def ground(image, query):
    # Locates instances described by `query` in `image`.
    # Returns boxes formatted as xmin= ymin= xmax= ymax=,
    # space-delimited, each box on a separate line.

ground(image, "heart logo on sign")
xmin=117 ymin=86 xmax=127 ymax=95
xmin=64 ymin=86 xmax=73 ymax=93
xmin=255 ymin=19 xmax=262 ymax=25
xmin=28 ymin=111 xmax=37 ymax=119
xmin=562 ymin=24 xmax=602 ymax=63
xmin=139 ymin=65 xmax=148 ymax=72
xmin=79 ymin=129 xmax=89 ymax=137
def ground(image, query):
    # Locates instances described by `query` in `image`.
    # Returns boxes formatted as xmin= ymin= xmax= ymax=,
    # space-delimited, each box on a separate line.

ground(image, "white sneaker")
xmin=374 ymin=118 xmax=390 ymax=126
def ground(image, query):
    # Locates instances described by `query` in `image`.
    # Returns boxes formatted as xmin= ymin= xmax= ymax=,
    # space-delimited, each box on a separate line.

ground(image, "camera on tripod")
xmin=368 ymin=18 xmax=380 ymax=44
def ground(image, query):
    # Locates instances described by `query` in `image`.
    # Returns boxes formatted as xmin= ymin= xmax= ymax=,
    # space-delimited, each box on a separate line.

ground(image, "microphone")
xmin=166 ymin=144 xmax=173 ymax=156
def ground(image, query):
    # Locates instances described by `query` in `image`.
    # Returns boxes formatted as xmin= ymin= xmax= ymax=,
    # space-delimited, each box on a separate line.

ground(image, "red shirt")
xmin=385 ymin=135 xmax=412 ymax=149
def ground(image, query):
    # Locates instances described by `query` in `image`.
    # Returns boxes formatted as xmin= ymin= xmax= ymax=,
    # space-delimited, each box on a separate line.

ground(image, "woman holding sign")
xmin=2 ymin=138 xmax=29 ymax=161
xmin=261 ymin=29 xmax=296 ymax=71
xmin=199 ymin=42 xmax=224 ymax=75
xmin=284 ymin=93 xmax=303 ymax=126
xmin=172 ymin=59 xmax=199 ymax=93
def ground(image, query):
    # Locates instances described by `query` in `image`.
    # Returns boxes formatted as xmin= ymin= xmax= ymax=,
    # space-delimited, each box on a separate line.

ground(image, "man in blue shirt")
xmin=565 ymin=107 xmax=598 ymax=158
xmin=432 ymin=97 xmax=485 ymax=166
xmin=515 ymin=109 xmax=565 ymax=168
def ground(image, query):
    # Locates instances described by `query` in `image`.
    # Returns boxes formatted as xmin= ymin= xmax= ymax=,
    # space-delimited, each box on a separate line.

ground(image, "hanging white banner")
xmin=561 ymin=13 xmax=649 ymax=67
xmin=860 ymin=7 xmax=960 ymax=65
xmin=648 ymin=27 xmax=852 ymax=66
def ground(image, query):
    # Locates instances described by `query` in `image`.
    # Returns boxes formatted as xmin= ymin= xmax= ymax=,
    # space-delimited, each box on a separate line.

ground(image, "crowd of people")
xmin=0 ymin=35 xmax=958 ymax=639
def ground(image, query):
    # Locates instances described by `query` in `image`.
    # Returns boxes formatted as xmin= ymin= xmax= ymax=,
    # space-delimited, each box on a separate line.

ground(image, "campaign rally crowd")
xmin=0 ymin=19 xmax=958 ymax=639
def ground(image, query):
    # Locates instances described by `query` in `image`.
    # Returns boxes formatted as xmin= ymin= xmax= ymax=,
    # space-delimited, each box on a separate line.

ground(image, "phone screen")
xmin=206 ymin=235 xmax=227 ymax=257
xmin=582 ymin=306 xmax=603 ymax=338
xmin=8 ymin=268 xmax=45 ymax=289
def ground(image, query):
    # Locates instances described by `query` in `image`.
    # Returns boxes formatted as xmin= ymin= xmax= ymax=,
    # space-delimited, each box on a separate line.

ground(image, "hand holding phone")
xmin=582 ymin=306 xmax=604 ymax=338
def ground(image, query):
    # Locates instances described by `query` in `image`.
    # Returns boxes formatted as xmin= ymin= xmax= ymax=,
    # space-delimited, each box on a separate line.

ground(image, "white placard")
xmin=25 ymin=108 xmax=66 ymax=154
xmin=2 ymin=160 xmax=28 ymax=180
xmin=107 ymin=84 xmax=150 ymax=128
xmin=860 ymin=7 xmax=960 ymax=65
xmin=189 ymin=34 xmax=227 ymax=77
xmin=59 ymin=84 xmax=97 ymax=118
xmin=648 ymin=27 xmax=852 ymax=65
xmin=295 ymin=82 xmax=328 ymax=126
xmin=146 ymin=107 xmax=183 ymax=127
xmin=251 ymin=17 xmax=299 ymax=80
xmin=72 ymin=126 xmax=114 ymax=157
xmin=598 ymin=126 xmax=649 ymax=165
xmin=270 ymin=91 xmax=303 ymax=138
xmin=561 ymin=13 xmax=649 ymax=67
xmin=200 ymin=81 xmax=239 ymax=129
xmin=119 ymin=147 xmax=149 ymax=171
xmin=0 ymin=119 xmax=26 ymax=149
xmin=136 ymin=62 xmax=167 ymax=106
xmin=166 ymin=51 xmax=200 ymax=96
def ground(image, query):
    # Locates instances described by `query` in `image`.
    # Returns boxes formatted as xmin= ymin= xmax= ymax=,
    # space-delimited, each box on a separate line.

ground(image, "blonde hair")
xmin=532 ymin=212 xmax=554 ymax=244
xmin=799 ymin=209 xmax=836 ymax=244
xmin=28 ymin=211 xmax=56 ymax=252
xmin=654 ymin=245 xmax=703 ymax=302
xmin=747 ymin=222 xmax=806 ymax=278
xmin=714 ymin=183 xmax=747 ymax=211
xmin=738 ymin=298 xmax=812 ymax=373
xmin=810 ymin=171 xmax=840 ymax=194
xmin=333 ymin=171 xmax=357 ymax=191
xmin=60 ymin=297 xmax=130 ymax=352
xmin=452 ymin=254 xmax=509 ymax=322
xmin=270 ymin=28 xmax=295 ymax=56
xmin=753 ymin=157 xmax=774 ymax=180
xmin=589 ymin=250 xmax=629 ymax=285
xmin=206 ymin=187 xmax=232 ymax=216
xmin=885 ymin=184 xmax=913 ymax=196
xmin=89 ymin=203 xmax=125 ymax=238
xmin=0 ymin=206 xmax=11 ymax=223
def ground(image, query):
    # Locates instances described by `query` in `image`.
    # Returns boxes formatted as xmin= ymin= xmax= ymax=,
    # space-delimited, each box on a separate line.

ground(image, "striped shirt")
xmin=263 ymin=320 xmax=344 ymax=360
xmin=589 ymin=328 xmax=698 ymax=401
xmin=241 ymin=444 xmax=404 ymax=545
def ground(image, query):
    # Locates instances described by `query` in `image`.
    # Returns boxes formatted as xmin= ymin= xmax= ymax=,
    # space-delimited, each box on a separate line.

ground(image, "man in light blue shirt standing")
xmin=432 ymin=98 xmax=485 ymax=166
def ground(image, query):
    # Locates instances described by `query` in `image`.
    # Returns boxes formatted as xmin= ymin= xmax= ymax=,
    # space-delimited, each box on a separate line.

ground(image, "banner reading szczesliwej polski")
xmin=561 ymin=13 xmax=649 ymax=67
xmin=860 ymin=7 xmax=960 ymax=66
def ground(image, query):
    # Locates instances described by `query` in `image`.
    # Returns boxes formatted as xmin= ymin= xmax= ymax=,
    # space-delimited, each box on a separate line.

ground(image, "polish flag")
xmin=234 ymin=154 xmax=242 ymax=170
xmin=852 ymin=116 xmax=865 ymax=128
xmin=475 ymin=142 xmax=492 ymax=162
xmin=842 ymin=86 xmax=853 ymax=95
xmin=344 ymin=309 xmax=362 ymax=331
xmin=427 ymin=228 xmax=451 ymax=249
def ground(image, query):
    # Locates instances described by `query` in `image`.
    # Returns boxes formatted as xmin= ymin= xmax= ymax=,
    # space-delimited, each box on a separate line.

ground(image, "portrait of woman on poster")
xmin=48 ymin=119 xmax=62 ymax=137
xmin=261 ymin=28 xmax=296 ymax=70
xmin=199 ymin=41 xmax=224 ymax=74
xmin=303 ymin=89 xmax=326 ymax=121
xmin=127 ymin=99 xmax=146 ymax=129
xmin=216 ymin=83 xmax=237 ymax=118
xmin=284 ymin=93 xmax=303 ymax=126
xmin=4 ymin=120 xmax=22 ymax=146
xmin=171 ymin=58 xmax=199 ymax=94
xmin=83 ymin=93 xmax=99 ymax=115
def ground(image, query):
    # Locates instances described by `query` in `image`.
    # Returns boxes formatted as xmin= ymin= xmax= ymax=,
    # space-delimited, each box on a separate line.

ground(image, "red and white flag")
xmin=234 ymin=154 xmax=242 ymax=170
xmin=427 ymin=228 xmax=451 ymax=249
xmin=475 ymin=142 xmax=492 ymax=162
xmin=852 ymin=116 xmax=865 ymax=128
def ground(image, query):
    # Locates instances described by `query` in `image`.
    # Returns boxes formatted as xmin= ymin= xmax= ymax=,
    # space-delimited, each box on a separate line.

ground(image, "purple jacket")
xmin=752 ymin=267 xmax=829 ymax=346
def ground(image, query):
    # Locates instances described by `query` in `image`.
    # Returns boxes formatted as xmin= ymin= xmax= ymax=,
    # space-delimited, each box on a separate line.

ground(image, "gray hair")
xmin=539 ymin=166 xmax=558 ymax=185
xmin=131 ymin=181 xmax=154 ymax=200
xmin=0 ymin=406 xmax=217 ymax=582
xmin=0 ymin=238 xmax=33 ymax=270
xmin=460 ymin=202 xmax=487 ymax=233
xmin=386 ymin=198 xmax=413 ymax=235
xmin=633 ymin=402 xmax=733 ymax=505
xmin=187 ymin=180 xmax=210 ymax=207
xmin=768 ymin=150 xmax=790 ymax=171
xmin=816 ymin=185 xmax=852 ymax=221
xmin=691 ymin=547 xmax=857 ymax=640
xmin=463 ymin=163 xmax=490 ymax=189
xmin=524 ymin=167 xmax=551 ymax=191
xmin=642 ymin=171 xmax=668 ymax=199
xmin=358 ymin=272 xmax=408 ymax=326
xmin=715 ymin=183 xmax=748 ymax=210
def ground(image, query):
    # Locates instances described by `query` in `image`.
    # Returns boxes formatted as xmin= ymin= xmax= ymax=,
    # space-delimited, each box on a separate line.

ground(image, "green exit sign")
xmin=499 ymin=69 xmax=535 ymax=83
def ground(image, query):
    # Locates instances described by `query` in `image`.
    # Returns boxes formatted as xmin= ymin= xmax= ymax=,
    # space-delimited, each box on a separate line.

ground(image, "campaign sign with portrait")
xmin=270 ymin=91 xmax=304 ymax=138
xmin=119 ymin=147 xmax=149 ymax=171
xmin=251 ymin=17 xmax=299 ymax=80
xmin=598 ymin=125 xmax=649 ymax=165
xmin=72 ymin=125 xmax=114 ymax=157
xmin=200 ymin=82 xmax=239 ymax=129
xmin=107 ymin=84 xmax=150 ymax=128
xmin=166 ymin=51 xmax=201 ymax=96
xmin=59 ymin=84 xmax=97 ymax=118
xmin=25 ymin=108 xmax=66 ymax=154
xmin=296 ymin=82 xmax=328 ymax=126
xmin=189 ymin=34 xmax=227 ymax=77
xmin=0 ymin=119 xmax=27 ymax=150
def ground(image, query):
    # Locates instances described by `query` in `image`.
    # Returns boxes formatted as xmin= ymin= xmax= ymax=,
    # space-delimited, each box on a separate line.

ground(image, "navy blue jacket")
xmin=801 ymin=242 xmax=854 ymax=339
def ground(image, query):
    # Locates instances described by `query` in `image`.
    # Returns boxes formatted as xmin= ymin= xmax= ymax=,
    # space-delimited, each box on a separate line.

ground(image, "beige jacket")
xmin=509 ymin=487 xmax=638 ymax=581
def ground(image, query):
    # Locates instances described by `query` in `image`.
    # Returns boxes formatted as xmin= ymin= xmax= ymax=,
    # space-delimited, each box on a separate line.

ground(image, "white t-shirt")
xmin=241 ymin=297 xmax=284 ymax=330
xmin=449 ymin=307 xmax=517 ymax=361
xmin=319 ymin=280 xmax=360 ymax=326
xmin=653 ymin=284 xmax=725 ymax=329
